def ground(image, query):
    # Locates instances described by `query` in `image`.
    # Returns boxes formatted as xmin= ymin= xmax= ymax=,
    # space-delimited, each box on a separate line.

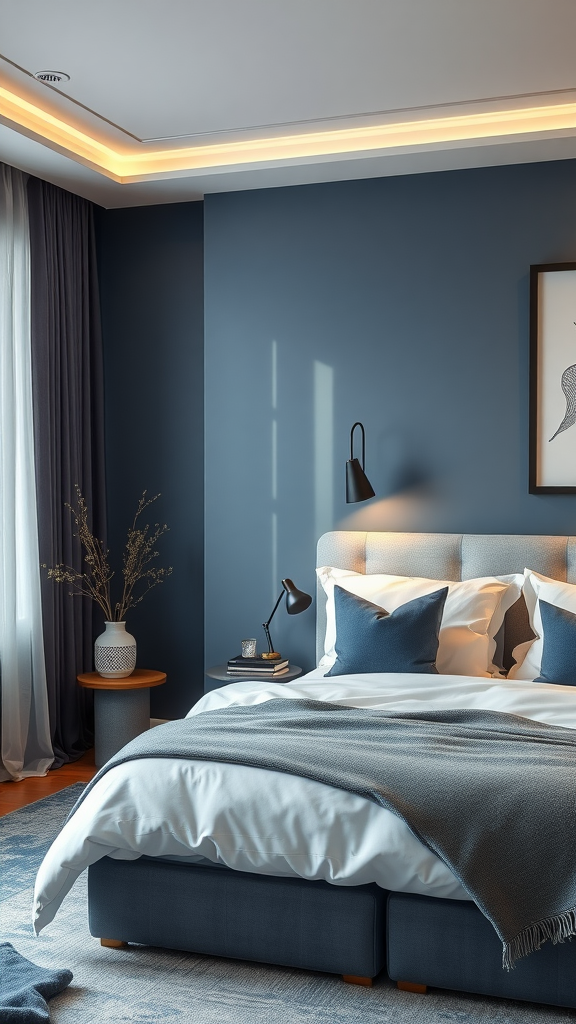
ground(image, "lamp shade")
xmin=346 ymin=422 xmax=375 ymax=503
xmin=346 ymin=458 xmax=376 ymax=503
xmin=282 ymin=578 xmax=313 ymax=615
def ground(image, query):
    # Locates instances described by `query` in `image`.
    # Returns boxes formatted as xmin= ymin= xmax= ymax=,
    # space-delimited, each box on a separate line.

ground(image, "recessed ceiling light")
xmin=34 ymin=71 xmax=70 ymax=84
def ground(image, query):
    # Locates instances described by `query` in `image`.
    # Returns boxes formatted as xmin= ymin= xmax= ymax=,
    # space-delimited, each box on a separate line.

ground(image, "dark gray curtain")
xmin=27 ymin=177 xmax=106 ymax=767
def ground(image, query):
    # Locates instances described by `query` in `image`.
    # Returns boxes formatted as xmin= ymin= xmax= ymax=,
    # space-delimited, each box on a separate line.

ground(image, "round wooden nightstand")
xmin=205 ymin=664 xmax=303 ymax=692
xmin=78 ymin=669 xmax=166 ymax=767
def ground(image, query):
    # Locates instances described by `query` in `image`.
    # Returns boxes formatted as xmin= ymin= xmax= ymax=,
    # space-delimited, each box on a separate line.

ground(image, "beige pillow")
xmin=317 ymin=566 xmax=523 ymax=678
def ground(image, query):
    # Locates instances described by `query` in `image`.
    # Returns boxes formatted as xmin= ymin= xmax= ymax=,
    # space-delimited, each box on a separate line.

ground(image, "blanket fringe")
xmin=503 ymin=909 xmax=576 ymax=970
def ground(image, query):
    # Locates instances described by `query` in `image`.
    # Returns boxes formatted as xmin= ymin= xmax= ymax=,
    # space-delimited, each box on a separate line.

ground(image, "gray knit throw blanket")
xmin=71 ymin=699 xmax=576 ymax=968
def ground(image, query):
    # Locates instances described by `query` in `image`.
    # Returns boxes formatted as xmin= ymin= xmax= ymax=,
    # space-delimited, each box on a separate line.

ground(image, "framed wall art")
xmin=530 ymin=262 xmax=576 ymax=493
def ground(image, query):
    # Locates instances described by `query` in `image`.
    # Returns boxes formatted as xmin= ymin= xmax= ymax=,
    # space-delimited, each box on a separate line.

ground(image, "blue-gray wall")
xmin=204 ymin=160 xmax=576 ymax=676
xmin=96 ymin=202 xmax=204 ymax=717
xmin=95 ymin=160 xmax=576 ymax=701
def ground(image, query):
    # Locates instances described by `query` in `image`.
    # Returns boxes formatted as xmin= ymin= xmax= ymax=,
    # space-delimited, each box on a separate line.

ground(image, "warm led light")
xmin=1 ymin=84 xmax=576 ymax=184
xmin=0 ymin=86 xmax=122 ymax=176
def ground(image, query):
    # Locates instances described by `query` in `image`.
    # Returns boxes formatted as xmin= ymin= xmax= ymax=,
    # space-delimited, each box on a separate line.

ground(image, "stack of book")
xmin=227 ymin=655 xmax=290 ymax=678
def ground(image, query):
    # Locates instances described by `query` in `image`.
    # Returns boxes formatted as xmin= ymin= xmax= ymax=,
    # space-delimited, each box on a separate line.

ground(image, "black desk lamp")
xmin=262 ymin=579 xmax=312 ymax=660
xmin=346 ymin=421 xmax=375 ymax=503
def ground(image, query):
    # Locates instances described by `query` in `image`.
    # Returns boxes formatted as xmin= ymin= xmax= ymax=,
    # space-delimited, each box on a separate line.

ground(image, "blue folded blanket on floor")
xmin=0 ymin=943 xmax=72 ymax=1023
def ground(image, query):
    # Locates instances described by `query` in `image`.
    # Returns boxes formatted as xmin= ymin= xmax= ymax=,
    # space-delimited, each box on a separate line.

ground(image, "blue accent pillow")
xmin=535 ymin=599 xmax=576 ymax=685
xmin=326 ymin=584 xmax=448 ymax=676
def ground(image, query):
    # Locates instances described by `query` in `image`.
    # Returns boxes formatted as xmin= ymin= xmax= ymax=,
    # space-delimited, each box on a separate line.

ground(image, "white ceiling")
xmin=1 ymin=0 xmax=576 ymax=208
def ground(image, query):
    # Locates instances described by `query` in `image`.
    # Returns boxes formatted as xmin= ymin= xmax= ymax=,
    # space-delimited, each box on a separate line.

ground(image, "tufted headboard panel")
xmin=316 ymin=532 xmax=576 ymax=669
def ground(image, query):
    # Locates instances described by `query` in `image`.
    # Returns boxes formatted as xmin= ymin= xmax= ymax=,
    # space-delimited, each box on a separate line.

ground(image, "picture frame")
xmin=529 ymin=262 xmax=576 ymax=493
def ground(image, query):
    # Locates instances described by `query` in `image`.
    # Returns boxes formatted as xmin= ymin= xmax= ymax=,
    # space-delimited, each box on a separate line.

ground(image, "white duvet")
xmin=33 ymin=671 xmax=576 ymax=934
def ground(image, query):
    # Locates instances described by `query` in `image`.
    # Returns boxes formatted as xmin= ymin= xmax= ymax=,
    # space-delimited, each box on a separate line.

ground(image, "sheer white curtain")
xmin=0 ymin=164 xmax=53 ymax=780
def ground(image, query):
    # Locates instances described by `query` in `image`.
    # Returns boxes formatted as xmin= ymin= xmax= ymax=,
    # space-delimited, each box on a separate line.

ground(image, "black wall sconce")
xmin=346 ymin=422 xmax=375 ymax=503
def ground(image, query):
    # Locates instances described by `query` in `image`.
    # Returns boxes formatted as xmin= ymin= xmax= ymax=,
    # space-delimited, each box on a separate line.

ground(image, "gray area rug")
xmin=1 ymin=785 xmax=576 ymax=1023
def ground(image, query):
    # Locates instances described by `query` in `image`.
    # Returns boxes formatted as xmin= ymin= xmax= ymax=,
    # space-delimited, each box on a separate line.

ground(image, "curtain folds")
xmin=0 ymin=164 xmax=54 ymax=781
xmin=28 ymin=178 xmax=106 ymax=767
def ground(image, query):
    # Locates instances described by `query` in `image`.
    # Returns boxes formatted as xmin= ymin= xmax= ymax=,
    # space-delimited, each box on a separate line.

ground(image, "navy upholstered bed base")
xmin=387 ymin=892 xmax=576 ymax=1009
xmin=88 ymin=857 xmax=387 ymax=979
xmin=89 ymin=857 xmax=576 ymax=1007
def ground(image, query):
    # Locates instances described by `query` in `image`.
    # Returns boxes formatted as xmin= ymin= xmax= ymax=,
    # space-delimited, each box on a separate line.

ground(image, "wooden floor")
xmin=0 ymin=748 xmax=97 ymax=816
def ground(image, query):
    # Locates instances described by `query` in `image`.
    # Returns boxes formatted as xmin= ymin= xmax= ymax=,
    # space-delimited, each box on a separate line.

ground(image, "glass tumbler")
xmin=241 ymin=638 xmax=258 ymax=659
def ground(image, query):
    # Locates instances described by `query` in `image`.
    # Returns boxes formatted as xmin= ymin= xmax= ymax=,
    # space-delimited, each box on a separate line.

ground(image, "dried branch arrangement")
xmin=44 ymin=486 xmax=172 ymax=621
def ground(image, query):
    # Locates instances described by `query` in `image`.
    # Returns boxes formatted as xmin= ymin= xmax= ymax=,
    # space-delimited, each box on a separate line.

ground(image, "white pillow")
xmin=317 ymin=566 xmax=523 ymax=678
xmin=508 ymin=569 xmax=576 ymax=680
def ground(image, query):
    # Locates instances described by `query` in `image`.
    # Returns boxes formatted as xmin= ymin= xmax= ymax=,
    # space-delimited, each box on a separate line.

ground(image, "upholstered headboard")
xmin=316 ymin=532 xmax=576 ymax=669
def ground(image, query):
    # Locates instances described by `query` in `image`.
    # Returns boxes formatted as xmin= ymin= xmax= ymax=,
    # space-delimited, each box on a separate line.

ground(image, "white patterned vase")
xmin=94 ymin=621 xmax=137 ymax=678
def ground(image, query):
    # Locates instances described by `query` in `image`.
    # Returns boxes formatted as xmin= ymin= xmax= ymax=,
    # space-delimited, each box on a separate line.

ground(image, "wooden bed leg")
xmin=100 ymin=938 xmax=128 ymax=948
xmin=397 ymin=981 xmax=427 ymax=994
xmin=342 ymin=975 xmax=373 ymax=986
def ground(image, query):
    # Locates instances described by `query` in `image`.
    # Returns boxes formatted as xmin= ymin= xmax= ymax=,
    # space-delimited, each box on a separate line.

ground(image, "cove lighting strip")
xmin=1 ymin=84 xmax=576 ymax=183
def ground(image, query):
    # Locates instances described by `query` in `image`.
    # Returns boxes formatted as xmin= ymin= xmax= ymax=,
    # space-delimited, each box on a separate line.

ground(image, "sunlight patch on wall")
xmin=271 ymin=419 xmax=277 ymax=502
xmin=271 ymin=340 xmax=278 ymax=603
xmin=314 ymin=360 xmax=334 ymax=542
xmin=271 ymin=511 xmax=278 ymax=606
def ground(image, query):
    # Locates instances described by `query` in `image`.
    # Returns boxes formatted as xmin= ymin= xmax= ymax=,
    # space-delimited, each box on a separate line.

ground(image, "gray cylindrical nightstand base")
xmin=94 ymin=687 xmax=150 ymax=767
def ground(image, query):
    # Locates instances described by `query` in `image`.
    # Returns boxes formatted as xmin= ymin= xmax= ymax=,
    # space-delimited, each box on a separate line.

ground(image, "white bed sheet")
xmin=33 ymin=671 xmax=576 ymax=934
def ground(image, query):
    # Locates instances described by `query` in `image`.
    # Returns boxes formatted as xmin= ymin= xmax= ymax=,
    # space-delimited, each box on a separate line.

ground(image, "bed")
xmin=33 ymin=531 xmax=576 ymax=1008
